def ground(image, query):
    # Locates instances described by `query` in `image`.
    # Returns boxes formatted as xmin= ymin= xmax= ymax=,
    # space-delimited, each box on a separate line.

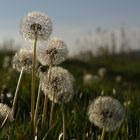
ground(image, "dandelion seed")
xmin=40 ymin=67 xmax=74 ymax=103
xmin=12 ymin=48 xmax=34 ymax=72
xmin=88 ymin=96 xmax=125 ymax=131
xmin=20 ymin=11 xmax=52 ymax=41
xmin=38 ymin=37 xmax=68 ymax=66
xmin=0 ymin=103 xmax=13 ymax=126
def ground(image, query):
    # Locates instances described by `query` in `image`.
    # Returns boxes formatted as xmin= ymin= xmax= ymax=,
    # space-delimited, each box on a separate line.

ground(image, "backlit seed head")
xmin=38 ymin=37 xmax=68 ymax=66
xmin=83 ymin=73 xmax=94 ymax=86
xmin=40 ymin=67 xmax=74 ymax=103
xmin=98 ymin=67 xmax=107 ymax=78
xmin=13 ymin=48 xmax=33 ymax=72
xmin=88 ymin=96 xmax=125 ymax=131
xmin=20 ymin=11 xmax=52 ymax=41
xmin=0 ymin=103 xmax=13 ymax=126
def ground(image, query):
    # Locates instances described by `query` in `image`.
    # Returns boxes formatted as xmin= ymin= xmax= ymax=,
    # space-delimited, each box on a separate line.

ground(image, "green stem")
xmin=62 ymin=103 xmax=66 ymax=140
xmin=109 ymin=131 xmax=111 ymax=140
xmin=49 ymin=92 xmax=55 ymax=129
xmin=48 ymin=65 xmax=56 ymax=129
xmin=40 ymin=65 xmax=52 ymax=138
xmin=12 ymin=67 xmax=24 ymax=116
xmin=48 ymin=65 xmax=52 ymax=81
xmin=90 ymin=131 xmax=94 ymax=140
xmin=41 ymin=94 xmax=48 ymax=133
xmin=100 ymin=128 xmax=105 ymax=140
xmin=31 ymin=36 xmax=37 ymax=139
xmin=34 ymin=81 xmax=41 ymax=137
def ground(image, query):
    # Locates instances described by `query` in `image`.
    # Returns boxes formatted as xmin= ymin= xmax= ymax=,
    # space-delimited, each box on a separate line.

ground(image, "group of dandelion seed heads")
xmin=13 ymin=11 xmax=74 ymax=104
xmin=0 ymin=11 xmax=73 ymax=127
xmin=0 ymin=11 xmax=126 ymax=133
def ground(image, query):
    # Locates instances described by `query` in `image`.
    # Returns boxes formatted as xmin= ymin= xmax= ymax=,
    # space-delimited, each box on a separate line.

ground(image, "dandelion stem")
xmin=48 ymin=64 xmax=52 ymax=81
xmin=1 ymin=113 xmax=9 ymax=128
xmin=62 ymin=103 xmax=66 ymax=140
xmin=41 ymin=65 xmax=52 ymax=134
xmin=49 ymin=92 xmax=55 ymax=128
xmin=42 ymin=64 xmax=56 ymax=130
xmin=100 ymin=128 xmax=105 ymax=140
xmin=48 ymin=65 xmax=56 ymax=129
xmin=34 ymin=81 xmax=41 ymax=137
xmin=12 ymin=67 xmax=24 ymax=116
xmin=41 ymin=94 xmax=48 ymax=133
xmin=1 ymin=68 xmax=24 ymax=129
xmin=31 ymin=35 xmax=37 ymax=139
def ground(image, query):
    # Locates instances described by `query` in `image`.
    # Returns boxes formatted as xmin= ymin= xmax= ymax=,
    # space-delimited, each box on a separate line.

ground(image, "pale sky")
xmin=0 ymin=0 xmax=140 ymax=54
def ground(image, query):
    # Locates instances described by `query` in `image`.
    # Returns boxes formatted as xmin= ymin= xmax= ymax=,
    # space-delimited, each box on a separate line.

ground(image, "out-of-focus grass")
xmin=0 ymin=50 xmax=140 ymax=140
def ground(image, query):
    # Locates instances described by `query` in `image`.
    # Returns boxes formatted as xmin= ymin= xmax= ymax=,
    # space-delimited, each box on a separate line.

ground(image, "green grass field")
xmin=0 ymin=50 xmax=140 ymax=140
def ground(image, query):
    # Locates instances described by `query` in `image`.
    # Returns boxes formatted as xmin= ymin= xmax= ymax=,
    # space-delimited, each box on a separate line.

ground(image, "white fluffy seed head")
xmin=12 ymin=48 xmax=33 ymax=72
xmin=98 ymin=67 xmax=107 ymax=78
xmin=88 ymin=96 xmax=125 ymax=131
xmin=40 ymin=67 xmax=74 ymax=103
xmin=0 ymin=103 xmax=13 ymax=125
xmin=38 ymin=37 xmax=68 ymax=66
xmin=20 ymin=11 xmax=53 ymax=41
xmin=83 ymin=73 xmax=94 ymax=86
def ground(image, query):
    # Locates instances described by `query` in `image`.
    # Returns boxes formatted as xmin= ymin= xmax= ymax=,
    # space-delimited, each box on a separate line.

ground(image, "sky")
xmin=0 ymin=0 xmax=140 ymax=54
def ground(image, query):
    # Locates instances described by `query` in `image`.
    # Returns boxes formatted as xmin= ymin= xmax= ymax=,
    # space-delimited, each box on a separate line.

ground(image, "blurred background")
xmin=0 ymin=0 xmax=140 ymax=56
xmin=0 ymin=1 xmax=140 ymax=139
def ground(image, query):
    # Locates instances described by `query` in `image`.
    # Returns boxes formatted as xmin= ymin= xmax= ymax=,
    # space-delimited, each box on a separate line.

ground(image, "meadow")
xmin=0 ymin=50 xmax=139 ymax=140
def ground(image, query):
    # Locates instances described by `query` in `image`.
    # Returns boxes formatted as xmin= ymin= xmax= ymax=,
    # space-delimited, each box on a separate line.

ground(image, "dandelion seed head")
xmin=38 ymin=37 xmax=68 ymax=66
xmin=37 ymin=65 xmax=48 ymax=78
xmin=13 ymin=48 xmax=33 ymax=72
xmin=83 ymin=73 xmax=94 ymax=85
xmin=20 ymin=11 xmax=52 ymax=41
xmin=115 ymin=75 xmax=122 ymax=83
xmin=40 ymin=67 xmax=74 ymax=103
xmin=88 ymin=96 xmax=125 ymax=131
xmin=0 ymin=103 xmax=13 ymax=125
xmin=98 ymin=67 xmax=107 ymax=78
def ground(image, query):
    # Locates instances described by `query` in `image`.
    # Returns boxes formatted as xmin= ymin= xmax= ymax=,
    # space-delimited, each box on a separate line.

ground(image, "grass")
xmin=0 ymin=50 xmax=140 ymax=140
